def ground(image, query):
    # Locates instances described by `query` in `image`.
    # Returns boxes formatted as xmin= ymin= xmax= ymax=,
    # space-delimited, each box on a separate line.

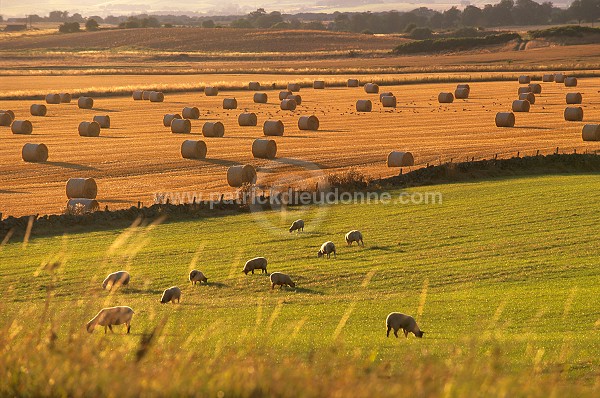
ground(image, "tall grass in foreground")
xmin=1 ymin=296 xmax=596 ymax=397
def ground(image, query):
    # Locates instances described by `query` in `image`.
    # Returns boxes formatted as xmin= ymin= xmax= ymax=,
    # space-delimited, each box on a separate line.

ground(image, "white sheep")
xmin=270 ymin=272 xmax=296 ymax=289
xmin=345 ymin=230 xmax=364 ymax=246
xmin=161 ymin=286 xmax=181 ymax=304
xmin=289 ymin=219 xmax=305 ymax=233
xmin=385 ymin=313 xmax=425 ymax=338
xmin=318 ymin=241 xmax=336 ymax=258
xmin=189 ymin=270 xmax=208 ymax=285
xmin=102 ymin=270 xmax=130 ymax=290
xmin=243 ymin=257 xmax=268 ymax=275
xmin=86 ymin=306 xmax=134 ymax=334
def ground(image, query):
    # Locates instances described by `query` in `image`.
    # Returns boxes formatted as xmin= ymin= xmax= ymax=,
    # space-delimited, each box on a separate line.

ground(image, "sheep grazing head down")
xmin=416 ymin=331 xmax=425 ymax=338
xmin=317 ymin=250 xmax=324 ymax=258
xmin=86 ymin=321 xmax=94 ymax=333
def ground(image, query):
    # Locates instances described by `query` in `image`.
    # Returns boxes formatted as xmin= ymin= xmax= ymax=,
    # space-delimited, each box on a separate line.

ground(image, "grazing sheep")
xmin=243 ymin=257 xmax=268 ymax=275
xmin=318 ymin=241 xmax=336 ymax=258
xmin=86 ymin=306 xmax=134 ymax=334
xmin=189 ymin=270 xmax=208 ymax=285
xmin=270 ymin=272 xmax=296 ymax=289
xmin=289 ymin=219 xmax=305 ymax=233
xmin=345 ymin=230 xmax=364 ymax=246
xmin=102 ymin=270 xmax=130 ymax=290
xmin=386 ymin=313 xmax=425 ymax=338
xmin=160 ymin=286 xmax=181 ymax=304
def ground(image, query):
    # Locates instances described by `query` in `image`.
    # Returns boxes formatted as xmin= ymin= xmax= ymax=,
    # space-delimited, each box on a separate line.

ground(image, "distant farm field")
xmin=1 ymin=175 xmax=599 ymax=396
xmin=1 ymin=77 xmax=599 ymax=217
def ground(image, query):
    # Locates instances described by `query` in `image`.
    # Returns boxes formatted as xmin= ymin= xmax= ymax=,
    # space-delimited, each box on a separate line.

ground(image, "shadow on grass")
xmin=293 ymin=287 xmax=324 ymax=295
xmin=92 ymin=108 xmax=119 ymax=113
xmin=45 ymin=161 xmax=99 ymax=171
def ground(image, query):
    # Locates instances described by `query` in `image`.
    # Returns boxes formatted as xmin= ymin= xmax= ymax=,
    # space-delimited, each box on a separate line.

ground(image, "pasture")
xmin=1 ymin=175 xmax=599 ymax=396
xmin=1 ymin=76 xmax=599 ymax=217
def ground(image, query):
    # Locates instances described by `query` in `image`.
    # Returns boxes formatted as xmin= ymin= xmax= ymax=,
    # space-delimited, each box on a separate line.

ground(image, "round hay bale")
xmin=252 ymin=139 xmax=277 ymax=159
xmin=202 ymin=121 xmax=225 ymax=137
xmin=542 ymin=74 xmax=554 ymax=82
xmin=45 ymin=94 xmax=61 ymax=104
xmin=22 ymin=143 xmax=48 ymax=162
xmin=0 ymin=113 xmax=12 ymax=126
xmin=263 ymin=120 xmax=284 ymax=136
xmin=78 ymin=121 xmax=101 ymax=137
xmin=205 ymin=86 xmax=219 ymax=96
xmin=564 ymin=77 xmax=578 ymax=87
xmin=254 ymin=93 xmax=268 ymax=103
xmin=454 ymin=88 xmax=469 ymax=99
xmin=518 ymin=86 xmax=532 ymax=95
xmin=564 ymin=107 xmax=583 ymax=121
xmin=379 ymin=92 xmax=393 ymax=101
xmin=142 ymin=91 xmax=151 ymax=100
xmin=181 ymin=140 xmax=207 ymax=159
xmin=93 ymin=115 xmax=110 ymax=128
xmin=163 ymin=113 xmax=182 ymax=127
xmin=0 ymin=109 xmax=15 ymax=120
xmin=582 ymin=124 xmax=600 ymax=141
xmin=313 ymin=80 xmax=325 ymax=89
xmin=171 ymin=118 xmax=192 ymax=134
xmin=495 ymin=112 xmax=515 ymax=127
xmin=66 ymin=177 xmax=97 ymax=199
xmin=512 ymin=100 xmax=530 ymax=112
xmin=11 ymin=120 xmax=33 ymax=135
xmin=287 ymin=83 xmax=301 ymax=92
xmin=223 ymin=98 xmax=238 ymax=110
xmin=566 ymin=92 xmax=582 ymax=104
xmin=364 ymin=83 xmax=379 ymax=94
xmin=132 ymin=90 xmax=144 ymax=100
xmin=249 ymin=82 xmax=261 ymax=90
xmin=30 ymin=104 xmax=47 ymax=116
xmin=298 ymin=115 xmax=319 ymax=130
xmin=387 ymin=151 xmax=414 ymax=167
xmin=288 ymin=94 xmax=302 ymax=105
xmin=149 ymin=91 xmax=164 ymax=102
xmin=279 ymin=91 xmax=292 ymax=100
xmin=519 ymin=92 xmax=536 ymax=104
xmin=60 ymin=93 xmax=72 ymax=103
xmin=182 ymin=106 xmax=200 ymax=119
xmin=347 ymin=79 xmax=359 ymax=87
xmin=238 ymin=112 xmax=258 ymax=126
xmin=457 ymin=84 xmax=470 ymax=91
xmin=528 ymin=83 xmax=542 ymax=94
xmin=227 ymin=165 xmax=257 ymax=187
xmin=518 ymin=75 xmax=531 ymax=84
xmin=555 ymin=73 xmax=566 ymax=83
xmin=381 ymin=95 xmax=397 ymax=108
xmin=66 ymin=199 xmax=99 ymax=213
xmin=356 ymin=100 xmax=372 ymax=112
xmin=438 ymin=92 xmax=454 ymax=103
xmin=78 ymin=97 xmax=93 ymax=109
xmin=280 ymin=99 xmax=297 ymax=111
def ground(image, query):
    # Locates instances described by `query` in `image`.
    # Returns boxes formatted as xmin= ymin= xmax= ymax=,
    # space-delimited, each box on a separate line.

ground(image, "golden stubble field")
xmin=1 ymin=76 xmax=599 ymax=217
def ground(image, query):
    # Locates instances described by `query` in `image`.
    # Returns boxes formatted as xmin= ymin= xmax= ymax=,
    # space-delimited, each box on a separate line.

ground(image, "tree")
xmin=442 ymin=6 xmax=461 ymax=28
xmin=202 ymin=20 xmax=215 ymax=28
xmin=85 ymin=18 xmax=99 ymax=31
xmin=58 ymin=22 xmax=80 ymax=33
xmin=462 ymin=5 xmax=483 ymax=27
xmin=231 ymin=18 xmax=253 ymax=28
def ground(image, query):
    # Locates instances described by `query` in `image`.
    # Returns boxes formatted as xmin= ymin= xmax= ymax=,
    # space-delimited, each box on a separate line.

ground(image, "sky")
xmin=0 ymin=0 xmax=572 ymax=18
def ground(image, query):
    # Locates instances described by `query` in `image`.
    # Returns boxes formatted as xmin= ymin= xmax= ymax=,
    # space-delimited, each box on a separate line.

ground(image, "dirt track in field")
xmin=1 ymin=77 xmax=599 ymax=217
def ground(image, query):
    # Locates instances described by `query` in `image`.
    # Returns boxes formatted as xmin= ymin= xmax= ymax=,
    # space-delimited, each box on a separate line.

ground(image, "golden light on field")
xmin=1 ymin=77 xmax=599 ymax=216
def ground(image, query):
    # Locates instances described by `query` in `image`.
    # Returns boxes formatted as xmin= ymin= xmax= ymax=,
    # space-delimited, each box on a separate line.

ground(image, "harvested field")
xmin=1 ymin=77 xmax=600 ymax=217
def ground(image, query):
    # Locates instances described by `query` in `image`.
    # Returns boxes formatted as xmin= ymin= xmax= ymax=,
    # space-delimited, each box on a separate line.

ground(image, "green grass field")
xmin=1 ymin=174 xmax=599 ymax=397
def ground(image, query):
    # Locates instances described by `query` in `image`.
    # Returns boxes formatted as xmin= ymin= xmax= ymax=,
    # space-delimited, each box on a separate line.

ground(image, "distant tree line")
xmin=13 ymin=0 xmax=600 ymax=35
